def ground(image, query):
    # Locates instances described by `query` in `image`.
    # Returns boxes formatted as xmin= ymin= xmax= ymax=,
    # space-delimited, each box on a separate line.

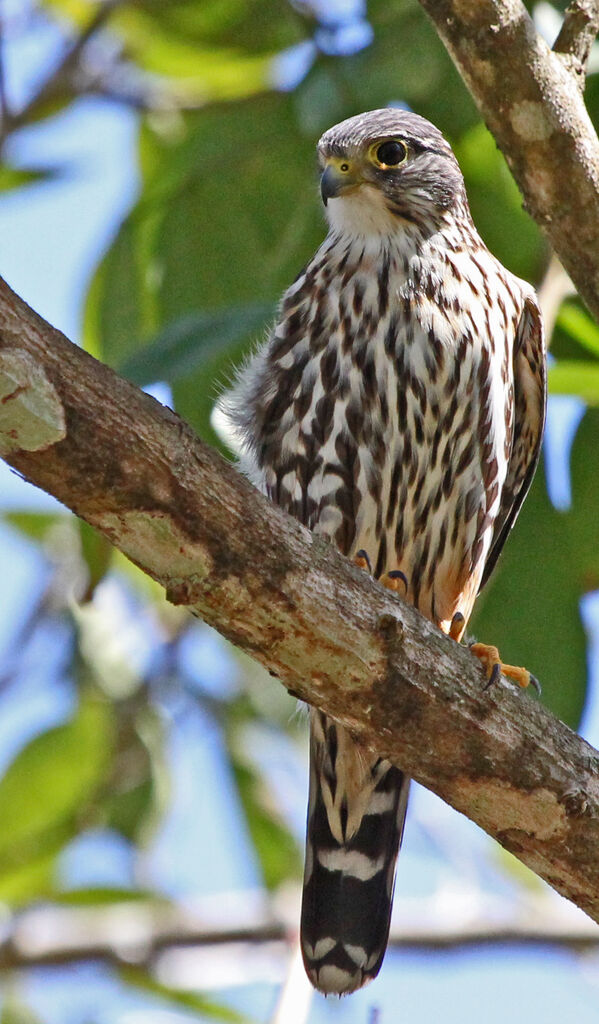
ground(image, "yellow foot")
xmin=354 ymin=549 xmax=372 ymax=573
xmin=354 ymin=551 xmax=408 ymax=594
xmin=449 ymin=611 xmax=465 ymax=642
xmin=380 ymin=570 xmax=408 ymax=593
xmin=469 ymin=641 xmax=541 ymax=694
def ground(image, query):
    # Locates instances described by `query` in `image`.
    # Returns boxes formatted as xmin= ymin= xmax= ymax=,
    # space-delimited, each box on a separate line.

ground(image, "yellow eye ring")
xmin=370 ymin=139 xmax=408 ymax=168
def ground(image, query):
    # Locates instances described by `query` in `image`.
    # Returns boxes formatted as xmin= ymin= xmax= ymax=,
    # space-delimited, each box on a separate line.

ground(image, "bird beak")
xmin=320 ymin=162 xmax=360 ymax=206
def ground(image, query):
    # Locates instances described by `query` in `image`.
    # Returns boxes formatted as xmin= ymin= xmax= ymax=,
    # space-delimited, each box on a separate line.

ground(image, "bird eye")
xmin=373 ymin=140 xmax=407 ymax=167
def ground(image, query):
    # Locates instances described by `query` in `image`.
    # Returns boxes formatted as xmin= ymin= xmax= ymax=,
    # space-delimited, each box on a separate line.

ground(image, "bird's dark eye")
xmin=374 ymin=140 xmax=407 ymax=167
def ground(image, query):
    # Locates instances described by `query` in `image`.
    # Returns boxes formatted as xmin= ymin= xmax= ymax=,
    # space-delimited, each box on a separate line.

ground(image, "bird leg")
xmin=469 ymin=641 xmax=541 ymax=694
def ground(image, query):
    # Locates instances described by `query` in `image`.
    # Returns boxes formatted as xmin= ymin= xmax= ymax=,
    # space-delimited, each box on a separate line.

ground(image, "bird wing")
xmin=480 ymin=292 xmax=547 ymax=590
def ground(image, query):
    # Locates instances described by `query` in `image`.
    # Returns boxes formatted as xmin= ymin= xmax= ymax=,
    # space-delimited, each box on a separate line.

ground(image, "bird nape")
xmin=223 ymin=108 xmax=546 ymax=995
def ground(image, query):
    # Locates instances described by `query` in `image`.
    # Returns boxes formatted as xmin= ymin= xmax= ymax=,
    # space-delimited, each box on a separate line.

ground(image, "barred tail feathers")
xmin=300 ymin=710 xmax=410 ymax=995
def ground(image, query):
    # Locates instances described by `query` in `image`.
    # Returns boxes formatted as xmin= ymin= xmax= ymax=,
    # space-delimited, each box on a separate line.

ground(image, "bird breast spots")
xmin=312 ymin=394 xmax=335 ymax=446
xmin=384 ymin=314 xmax=399 ymax=357
xmin=352 ymin=280 xmax=365 ymax=315
xmin=320 ymin=348 xmax=339 ymax=392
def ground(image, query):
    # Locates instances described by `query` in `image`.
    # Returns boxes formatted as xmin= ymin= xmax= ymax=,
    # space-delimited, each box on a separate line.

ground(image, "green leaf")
xmin=1 ymin=994 xmax=43 ymax=1024
xmin=568 ymin=408 xmax=599 ymax=588
xmin=38 ymin=0 xmax=91 ymax=28
xmin=56 ymin=886 xmax=161 ymax=905
xmin=78 ymin=520 xmax=113 ymax=597
xmin=88 ymin=92 xmax=324 ymax=444
xmin=105 ymin=772 xmax=156 ymax=843
xmin=84 ymin=218 xmax=148 ymax=365
xmin=0 ymin=693 xmax=115 ymax=879
xmin=120 ymin=303 xmax=273 ymax=386
xmin=548 ymin=361 xmax=599 ymax=403
xmin=472 ymin=408 xmax=599 ymax=728
xmin=0 ymin=847 xmax=58 ymax=907
xmin=0 ymin=165 xmax=56 ymax=193
xmin=155 ymin=95 xmax=323 ymax=443
xmin=454 ymin=122 xmax=545 ymax=279
xmin=155 ymin=96 xmax=323 ymax=319
xmin=228 ymin=737 xmax=301 ymax=891
xmin=42 ymin=0 xmax=304 ymax=103
xmin=3 ymin=511 xmax=65 ymax=542
xmin=555 ymin=303 xmax=599 ymax=359
xmin=104 ymin=733 xmax=158 ymax=844
xmin=131 ymin=0 xmax=303 ymax=55
xmin=101 ymin=700 xmax=164 ymax=843
xmin=120 ymin=966 xmax=254 ymax=1023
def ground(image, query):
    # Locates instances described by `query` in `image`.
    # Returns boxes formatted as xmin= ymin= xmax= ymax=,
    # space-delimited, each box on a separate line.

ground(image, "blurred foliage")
xmin=119 ymin=966 xmax=254 ymax=1023
xmin=0 ymin=691 xmax=114 ymax=903
xmin=471 ymin=408 xmax=599 ymax=727
xmin=0 ymin=996 xmax=44 ymax=1024
xmin=0 ymin=0 xmax=599 ymax=1017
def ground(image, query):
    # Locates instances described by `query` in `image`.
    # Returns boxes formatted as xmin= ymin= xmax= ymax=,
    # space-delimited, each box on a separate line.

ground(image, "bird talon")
xmin=380 ymin=569 xmax=408 ymax=593
xmin=449 ymin=611 xmax=465 ymax=642
xmin=483 ymin=661 xmax=502 ymax=691
xmin=355 ymin=549 xmax=372 ymax=574
xmin=470 ymin=641 xmax=540 ymax=694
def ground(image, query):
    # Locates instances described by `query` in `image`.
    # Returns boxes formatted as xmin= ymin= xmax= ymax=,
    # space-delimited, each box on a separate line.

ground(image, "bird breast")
xmin=239 ymin=229 xmax=524 ymax=629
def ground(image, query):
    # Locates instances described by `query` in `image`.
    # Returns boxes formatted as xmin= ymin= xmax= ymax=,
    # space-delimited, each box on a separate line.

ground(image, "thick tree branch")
xmin=417 ymin=0 xmax=599 ymax=322
xmin=1 ymin=276 xmax=599 ymax=923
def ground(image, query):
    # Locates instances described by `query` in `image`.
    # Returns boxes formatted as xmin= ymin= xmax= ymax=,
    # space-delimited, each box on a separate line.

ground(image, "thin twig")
xmin=553 ymin=0 xmax=599 ymax=86
xmin=1 ymin=892 xmax=598 ymax=975
xmin=0 ymin=0 xmax=123 ymax=145
xmin=60 ymin=0 xmax=123 ymax=70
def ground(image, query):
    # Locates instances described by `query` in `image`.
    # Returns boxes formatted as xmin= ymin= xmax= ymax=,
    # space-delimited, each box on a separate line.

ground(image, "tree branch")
xmin=553 ymin=0 xmax=599 ymax=84
xmin=1 ymin=276 xmax=599 ymax=923
xmin=0 ymin=0 xmax=125 ymax=147
xmin=2 ymin=891 xmax=598 ymax=975
xmin=417 ymin=0 xmax=599 ymax=322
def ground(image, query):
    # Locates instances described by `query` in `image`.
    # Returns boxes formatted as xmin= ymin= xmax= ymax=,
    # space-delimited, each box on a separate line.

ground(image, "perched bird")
xmin=225 ymin=108 xmax=546 ymax=995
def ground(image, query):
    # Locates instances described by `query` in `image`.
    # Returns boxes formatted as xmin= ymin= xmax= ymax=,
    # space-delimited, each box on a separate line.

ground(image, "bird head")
xmin=317 ymin=108 xmax=466 ymax=237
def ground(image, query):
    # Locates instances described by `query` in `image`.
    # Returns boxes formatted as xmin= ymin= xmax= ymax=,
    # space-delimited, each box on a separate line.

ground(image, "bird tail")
xmin=300 ymin=709 xmax=410 ymax=995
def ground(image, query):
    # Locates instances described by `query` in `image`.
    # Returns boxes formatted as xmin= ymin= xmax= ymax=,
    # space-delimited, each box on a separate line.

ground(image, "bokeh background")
xmin=1 ymin=1 xmax=599 ymax=1022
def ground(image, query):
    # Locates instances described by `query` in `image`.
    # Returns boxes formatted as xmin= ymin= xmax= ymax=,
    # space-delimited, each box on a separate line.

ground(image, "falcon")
xmin=225 ymin=109 xmax=546 ymax=995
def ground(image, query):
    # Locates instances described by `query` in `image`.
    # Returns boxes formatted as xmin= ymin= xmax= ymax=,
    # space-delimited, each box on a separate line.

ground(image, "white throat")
xmin=324 ymin=184 xmax=399 ymax=240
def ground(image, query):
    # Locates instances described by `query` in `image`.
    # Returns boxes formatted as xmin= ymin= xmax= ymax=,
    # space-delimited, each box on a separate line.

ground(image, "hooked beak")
xmin=320 ymin=162 xmax=360 ymax=205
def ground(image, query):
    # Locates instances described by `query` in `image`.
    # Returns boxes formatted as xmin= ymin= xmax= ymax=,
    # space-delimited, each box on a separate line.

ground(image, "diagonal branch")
xmin=1 ymin=275 xmax=599 ymax=923
xmin=0 ymin=2 xmax=123 ymax=147
xmin=417 ymin=0 xmax=599 ymax=322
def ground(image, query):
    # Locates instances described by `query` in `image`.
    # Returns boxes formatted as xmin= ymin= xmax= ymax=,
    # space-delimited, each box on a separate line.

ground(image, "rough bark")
xmin=1 ymin=275 xmax=599 ymax=924
xmin=417 ymin=0 xmax=599 ymax=321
